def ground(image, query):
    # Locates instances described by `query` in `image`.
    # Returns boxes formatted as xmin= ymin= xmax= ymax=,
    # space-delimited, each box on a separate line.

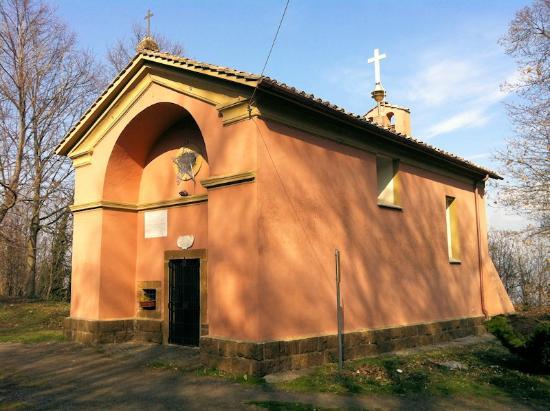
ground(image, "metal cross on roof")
xmin=368 ymin=48 xmax=387 ymax=85
xmin=144 ymin=9 xmax=154 ymax=37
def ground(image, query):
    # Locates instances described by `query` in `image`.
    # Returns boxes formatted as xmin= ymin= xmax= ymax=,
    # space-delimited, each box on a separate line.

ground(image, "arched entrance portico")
xmin=64 ymin=65 xmax=263 ymax=348
xmin=98 ymin=102 xmax=210 ymax=346
xmin=103 ymin=102 xmax=210 ymax=204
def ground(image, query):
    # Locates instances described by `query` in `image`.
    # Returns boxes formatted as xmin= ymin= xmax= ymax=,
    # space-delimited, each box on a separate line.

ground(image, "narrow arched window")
xmin=376 ymin=155 xmax=400 ymax=207
xmin=387 ymin=112 xmax=396 ymax=128
xmin=446 ymin=196 xmax=461 ymax=263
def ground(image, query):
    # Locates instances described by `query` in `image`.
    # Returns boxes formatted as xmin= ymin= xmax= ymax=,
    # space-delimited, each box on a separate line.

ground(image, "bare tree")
xmin=106 ymin=23 xmax=185 ymax=75
xmin=0 ymin=211 xmax=27 ymax=296
xmin=0 ymin=0 xmax=101 ymax=297
xmin=488 ymin=230 xmax=519 ymax=295
xmin=41 ymin=209 xmax=71 ymax=300
xmin=0 ymin=0 xmax=37 ymax=225
xmin=496 ymin=0 xmax=550 ymax=236
xmin=489 ymin=229 xmax=550 ymax=307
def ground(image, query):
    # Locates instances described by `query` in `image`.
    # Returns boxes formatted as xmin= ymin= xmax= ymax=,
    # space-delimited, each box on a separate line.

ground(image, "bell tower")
xmin=364 ymin=48 xmax=411 ymax=136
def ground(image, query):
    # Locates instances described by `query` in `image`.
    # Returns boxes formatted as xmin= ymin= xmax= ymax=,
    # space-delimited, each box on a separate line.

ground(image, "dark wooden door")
xmin=168 ymin=259 xmax=200 ymax=346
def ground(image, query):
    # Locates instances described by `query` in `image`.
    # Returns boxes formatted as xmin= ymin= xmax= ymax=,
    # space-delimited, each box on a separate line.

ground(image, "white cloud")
xmin=412 ymin=59 xmax=518 ymax=139
xmin=404 ymin=57 xmax=516 ymax=107
xmin=323 ymin=49 xmax=517 ymax=141
xmin=487 ymin=206 xmax=531 ymax=231
xmin=406 ymin=59 xmax=478 ymax=106
xmin=425 ymin=107 xmax=490 ymax=139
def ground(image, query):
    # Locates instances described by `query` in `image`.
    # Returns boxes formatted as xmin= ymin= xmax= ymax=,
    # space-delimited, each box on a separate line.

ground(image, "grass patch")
xmin=148 ymin=361 xmax=266 ymax=385
xmin=0 ymin=299 xmax=69 ymax=343
xmin=279 ymin=340 xmax=549 ymax=408
xmin=147 ymin=360 xmax=178 ymax=370
xmin=146 ymin=360 xmax=198 ymax=373
xmin=248 ymin=400 xmax=338 ymax=410
xmin=196 ymin=367 xmax=266 ymax=385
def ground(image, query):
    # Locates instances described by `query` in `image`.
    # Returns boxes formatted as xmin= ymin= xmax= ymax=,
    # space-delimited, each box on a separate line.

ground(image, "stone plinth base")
xmin=200 ymin=316 xmax=486 ymax=376
xmin=64 ymin=316 xmax=485 ymax=376
xmin=63 ymin=318 xmax=162 ymax=344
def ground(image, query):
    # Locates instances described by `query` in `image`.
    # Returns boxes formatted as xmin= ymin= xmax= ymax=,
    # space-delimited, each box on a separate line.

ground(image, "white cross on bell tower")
xmin=368 ymin=48 xmax=387 ymax=106
xmin=368 ymin=48 xmax=386 ymax=86
xmin=364 ymin=47 xmax=412 ymax=136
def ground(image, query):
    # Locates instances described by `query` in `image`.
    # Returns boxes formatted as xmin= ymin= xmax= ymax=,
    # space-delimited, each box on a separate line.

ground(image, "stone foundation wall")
xmin=65 ymin=316 xmax=486 ymax=376
xmin=63 ymin=318 xmax=162 ymax=344
xmin=200 ymin=316 xmax=486 ymax=376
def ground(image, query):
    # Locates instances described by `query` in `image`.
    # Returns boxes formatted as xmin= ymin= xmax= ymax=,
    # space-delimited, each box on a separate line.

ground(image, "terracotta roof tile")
xmin=256 ymin=76 xmax=500 ymax=178
xmin=58 ymin=50 xmax=500 ymax=179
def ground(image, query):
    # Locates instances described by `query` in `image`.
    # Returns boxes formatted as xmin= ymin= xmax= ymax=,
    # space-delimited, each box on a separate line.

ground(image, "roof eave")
xmin=258 ymin=79 xmax=502 ymax=181
xmin=55 ymin=50 xmax=502 ymax=181
xmin=56 ymin=51 xmax=261 ymax=157
xmin=55 ymin=53 xmax=146 ymax=157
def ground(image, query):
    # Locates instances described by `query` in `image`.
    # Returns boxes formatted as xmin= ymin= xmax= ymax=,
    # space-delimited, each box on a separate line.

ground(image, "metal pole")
xmin=335 ymin=249 xmax=343 ymax=371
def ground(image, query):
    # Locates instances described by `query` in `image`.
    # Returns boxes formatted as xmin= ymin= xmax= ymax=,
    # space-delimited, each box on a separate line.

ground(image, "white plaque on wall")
xmin=144 ymin=210 xmax=167 ymax=239
xmin=177 ymin=235 xmax=194 ymax=250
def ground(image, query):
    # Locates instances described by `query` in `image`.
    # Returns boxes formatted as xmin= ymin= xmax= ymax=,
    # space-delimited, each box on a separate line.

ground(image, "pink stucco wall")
xmin=254 ymin=119 xmax=513 ymax=340
xmin=69 ymin=85 xmax=264 ymax=341
xmin=68 ymin=79 xmax=512 ymax=341
xmin=70 ymin=210 xmax=102 ymax=319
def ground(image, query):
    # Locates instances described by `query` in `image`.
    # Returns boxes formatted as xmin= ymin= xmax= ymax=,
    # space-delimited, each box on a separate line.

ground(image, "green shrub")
xmin=486 ymin=316 xmax=526 ymax=350
xmin=486 ymin=316 xmax=550 ymax=369
xmin=524 ymin=322 xmax=550 ymax=369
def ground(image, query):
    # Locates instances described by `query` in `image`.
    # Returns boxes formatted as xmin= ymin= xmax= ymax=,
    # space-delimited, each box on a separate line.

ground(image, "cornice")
xmin=200 ymin=171 xmax=256 ymax=189
xmin=217 ymin=99 xmax=259 ymax=126
xmin=70 ymin=194 xmax=208 ymax=213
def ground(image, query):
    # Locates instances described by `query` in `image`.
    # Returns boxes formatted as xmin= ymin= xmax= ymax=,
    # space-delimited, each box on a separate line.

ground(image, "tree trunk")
xmin=25 ymin=212 xmax=39 ymax=298
xmin=0 ymin=189 xmax=17 ymax=225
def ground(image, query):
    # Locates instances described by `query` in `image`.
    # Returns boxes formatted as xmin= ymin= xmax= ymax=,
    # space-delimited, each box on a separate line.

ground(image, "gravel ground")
xmin=0 ymin=339 xmax=535 ymax=410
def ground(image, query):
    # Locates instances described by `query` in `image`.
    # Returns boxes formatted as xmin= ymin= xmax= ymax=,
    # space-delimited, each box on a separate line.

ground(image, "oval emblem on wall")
xmin=177 ymin=235 xmax=195 ymax=250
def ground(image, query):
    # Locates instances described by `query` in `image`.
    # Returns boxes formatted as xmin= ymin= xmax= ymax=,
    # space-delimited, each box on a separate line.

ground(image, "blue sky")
xmin=51 ymin=0 xmax=530 ymax=229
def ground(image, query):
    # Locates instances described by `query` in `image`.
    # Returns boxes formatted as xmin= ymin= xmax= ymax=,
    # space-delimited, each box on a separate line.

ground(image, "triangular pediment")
xmin=56 ymin=52 xmax=260 ymax=158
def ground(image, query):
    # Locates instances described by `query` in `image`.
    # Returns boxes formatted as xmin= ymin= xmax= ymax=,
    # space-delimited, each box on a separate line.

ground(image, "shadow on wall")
xmin=98 ymin=102 xmax=209 ymax=320
xmin=254 ymin=119 xmax=486 ymax=340
xmin=103 ymin=103 xmax=201 ymax=204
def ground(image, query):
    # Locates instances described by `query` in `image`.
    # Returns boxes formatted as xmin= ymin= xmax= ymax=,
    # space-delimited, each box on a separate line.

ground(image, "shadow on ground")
xmin=0 ymin=340 xmax=545 ymax=410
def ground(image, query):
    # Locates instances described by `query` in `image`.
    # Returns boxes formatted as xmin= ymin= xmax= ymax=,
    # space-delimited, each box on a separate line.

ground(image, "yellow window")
xmin=377 ymin=156 xmax=400 ymax=206
xmin=446 ymin=196 xmax=461 ymax=262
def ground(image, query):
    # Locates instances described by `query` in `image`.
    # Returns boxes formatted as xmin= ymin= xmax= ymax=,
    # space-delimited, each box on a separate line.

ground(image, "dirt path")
xmin=0 ymin=342 xmax=531 ymax=410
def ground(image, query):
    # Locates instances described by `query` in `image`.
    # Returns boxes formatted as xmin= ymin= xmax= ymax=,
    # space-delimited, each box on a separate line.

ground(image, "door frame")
xmin=163 ymin=249 xmax=208 ymax=345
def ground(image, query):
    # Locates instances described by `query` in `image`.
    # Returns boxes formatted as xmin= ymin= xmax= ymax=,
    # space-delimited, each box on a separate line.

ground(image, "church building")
xmin=57 ymin=37 xmax=514 ymax=375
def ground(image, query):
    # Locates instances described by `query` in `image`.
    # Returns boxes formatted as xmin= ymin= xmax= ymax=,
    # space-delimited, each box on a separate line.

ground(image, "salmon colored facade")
xmin=58 ymin=50 xmax=513 ymax=354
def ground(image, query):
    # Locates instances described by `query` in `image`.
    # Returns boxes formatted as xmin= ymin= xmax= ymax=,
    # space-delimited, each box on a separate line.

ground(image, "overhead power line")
xmin=248 ymin=0 xmax=290 ymax=111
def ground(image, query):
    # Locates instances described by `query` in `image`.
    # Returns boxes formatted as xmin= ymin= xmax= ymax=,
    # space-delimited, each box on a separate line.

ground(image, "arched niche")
xmin=103 ymin=102 xmax=209 ymax=204
xmin=386 ymin=111 xmax=395 ymax=126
